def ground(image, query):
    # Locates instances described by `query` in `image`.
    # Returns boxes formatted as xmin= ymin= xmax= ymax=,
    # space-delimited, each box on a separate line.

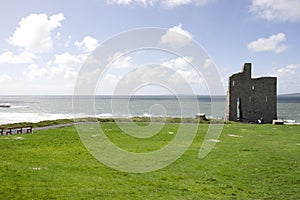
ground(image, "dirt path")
xmin=33 ymin=123 xmax=77 ymax=132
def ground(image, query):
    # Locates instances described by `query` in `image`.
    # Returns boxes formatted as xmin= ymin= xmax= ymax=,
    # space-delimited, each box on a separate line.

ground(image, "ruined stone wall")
xmin=225 ymin=63 xmax=277 ymax=123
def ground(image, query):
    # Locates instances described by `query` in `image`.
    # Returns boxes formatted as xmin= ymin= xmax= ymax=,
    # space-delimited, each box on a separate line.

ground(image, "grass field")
xmin=0 ymin=122 xmax=299 ymax=199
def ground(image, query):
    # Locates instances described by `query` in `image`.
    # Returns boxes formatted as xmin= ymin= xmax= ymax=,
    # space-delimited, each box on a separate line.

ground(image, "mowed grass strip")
xmin=0 ymin=123 xmax=299 ymax=199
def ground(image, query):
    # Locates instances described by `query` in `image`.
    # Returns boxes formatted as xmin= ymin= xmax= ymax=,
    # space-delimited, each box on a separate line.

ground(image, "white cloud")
xmin=96 ymin=55 xmax=209 ymax=94
xmin=75 ymin=68 xmax=102 ymax=94
xmin=9 ymin=13 xmax=65 ymax=53
xmin=22 ymin=53 xmax=81 ymax=81
xmin=65 ymin=35 xmax=72 ymax=47
xmin=161 ymin=24 xmax=193 ymax=49
xmin=106 ymin=0 xmax=153 ymax=7
xmin=111 ymin=65 xmax=199 ymax=95
xmin=56 ymin=32 xmax=61 ymax=40
xmin=96 ymin=73 xmax=122 ymax=95
xmin=0 ymin=73 xmax=12 ymax=82
xmin=24 ymin=64 xmax=47 ymax=80
xmin=275 ymin=64 xmax=300 ymax=93
xmin=106 ymin=0 xmax=214 ymax=8
xmin=277 ymin=64 xmax=300 ymax=73
xmin=286 ymin=64 xmax=300 ymax=69
xmin=64 ymin=68 xmax=78 ymax=79
xmin=49 ymin=13 xmax=65 ymax=29
xmin=176 ymin=69 xmax=202 ymax=84
xmin=54 ymin=52 xmax=82 ymax=69
xmin=97 ymin=74 xmax=121 ymax=94
xmin=111 ymin=56 xmax=132 ymax=69
xmin=161 ymin=57 xmax=203 ymax=85
xmin=0 ymin=51 xmax=36 ymax=64
xmin=51 ymin=52 xmax=82 ymax=78
xmin=103 ymin=74 xmax=121 ymax=83
xmin=107 ymin=52 xmax=133 ymax=69
xmin=161 ymin=0 xmax=213 ymax=8
xmin=248 ymin=33 xmax=287 ymax=53
xmin=250 ymin=0 xmax=300 ymax=22
xmin=161 ymin=56 xmax=193 ymax=70
xmin=203 ymin=58 xmax=214 ymax=69
xmin=74 ymin=36 xmax=99 ymax=53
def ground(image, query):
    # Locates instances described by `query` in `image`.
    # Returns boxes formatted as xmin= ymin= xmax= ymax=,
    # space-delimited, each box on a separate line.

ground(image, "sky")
xmin=0 ymin=0 xmax=299 ymax=95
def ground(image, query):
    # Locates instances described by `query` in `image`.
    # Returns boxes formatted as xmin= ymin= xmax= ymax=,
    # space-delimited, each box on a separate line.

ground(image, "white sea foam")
xmin=0 ymin=111 xmax=123 ymax=125
xmin=96 ymin=113 xmax=114 ymax=118
xmin=0 ymin=112 xmax=88 ymax=125
xmin=143 ymin=112 xmax=151 ymax=117
xmin=10 ymin=105 xmax=28 ymax=109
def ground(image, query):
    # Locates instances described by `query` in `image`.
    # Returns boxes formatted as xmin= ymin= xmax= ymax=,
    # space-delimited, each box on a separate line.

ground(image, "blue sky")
xmin=0 ymin=0 xmax=299 ymax=95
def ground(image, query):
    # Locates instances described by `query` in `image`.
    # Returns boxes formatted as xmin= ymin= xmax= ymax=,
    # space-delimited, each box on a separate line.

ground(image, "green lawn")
xmin=0 ymin=122 xmax=299 ymax=199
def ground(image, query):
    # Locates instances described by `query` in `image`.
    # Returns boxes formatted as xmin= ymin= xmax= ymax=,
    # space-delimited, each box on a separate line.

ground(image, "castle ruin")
xmin=225 ymin=63 xmax=277 ymax=123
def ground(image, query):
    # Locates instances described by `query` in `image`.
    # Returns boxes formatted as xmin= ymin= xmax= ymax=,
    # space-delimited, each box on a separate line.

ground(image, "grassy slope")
xmin=0 ymin=123 xmax=299 ymax=199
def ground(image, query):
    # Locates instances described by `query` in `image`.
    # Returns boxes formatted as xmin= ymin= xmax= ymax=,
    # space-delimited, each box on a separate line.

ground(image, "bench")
xmin=272 ymin=120 xmax=284 ymax=125
xmin=0 ymin=126 xmax=32 ymax=135
xmin=195 ymin=113 xmax=208 ymax=121
xmin=16 ymin=127 xmax=32 ymax=134
xmin=5 ymin=128 xmax=12 ymax=135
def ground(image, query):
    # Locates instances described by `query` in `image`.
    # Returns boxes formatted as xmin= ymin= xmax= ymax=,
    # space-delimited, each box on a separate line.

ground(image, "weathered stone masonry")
xmin=225 ymin=63 xmax=277 ymax=123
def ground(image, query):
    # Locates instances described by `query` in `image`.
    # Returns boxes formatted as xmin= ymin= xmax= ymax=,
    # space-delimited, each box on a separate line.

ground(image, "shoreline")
xmin=1 ymin=95 xmax=299 ymax=125
xmin=1 ymin=117 xmax=299 ymax=130
xmin=0 ymin=117 xmax=213 ymax=128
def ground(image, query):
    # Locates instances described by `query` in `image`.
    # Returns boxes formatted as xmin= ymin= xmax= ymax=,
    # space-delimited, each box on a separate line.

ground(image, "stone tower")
xmin=225 ymin=63 xmax=277 ymax=123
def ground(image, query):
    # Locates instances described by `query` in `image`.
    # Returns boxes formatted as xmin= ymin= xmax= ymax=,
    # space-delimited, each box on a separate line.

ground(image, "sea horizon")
xmin=0 ymin=94 xmax=299 ymax=125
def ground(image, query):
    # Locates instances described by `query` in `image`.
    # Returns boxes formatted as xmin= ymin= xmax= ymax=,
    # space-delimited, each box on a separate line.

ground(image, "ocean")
xmin=0 ymin=95 xmax=299 ymax=125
